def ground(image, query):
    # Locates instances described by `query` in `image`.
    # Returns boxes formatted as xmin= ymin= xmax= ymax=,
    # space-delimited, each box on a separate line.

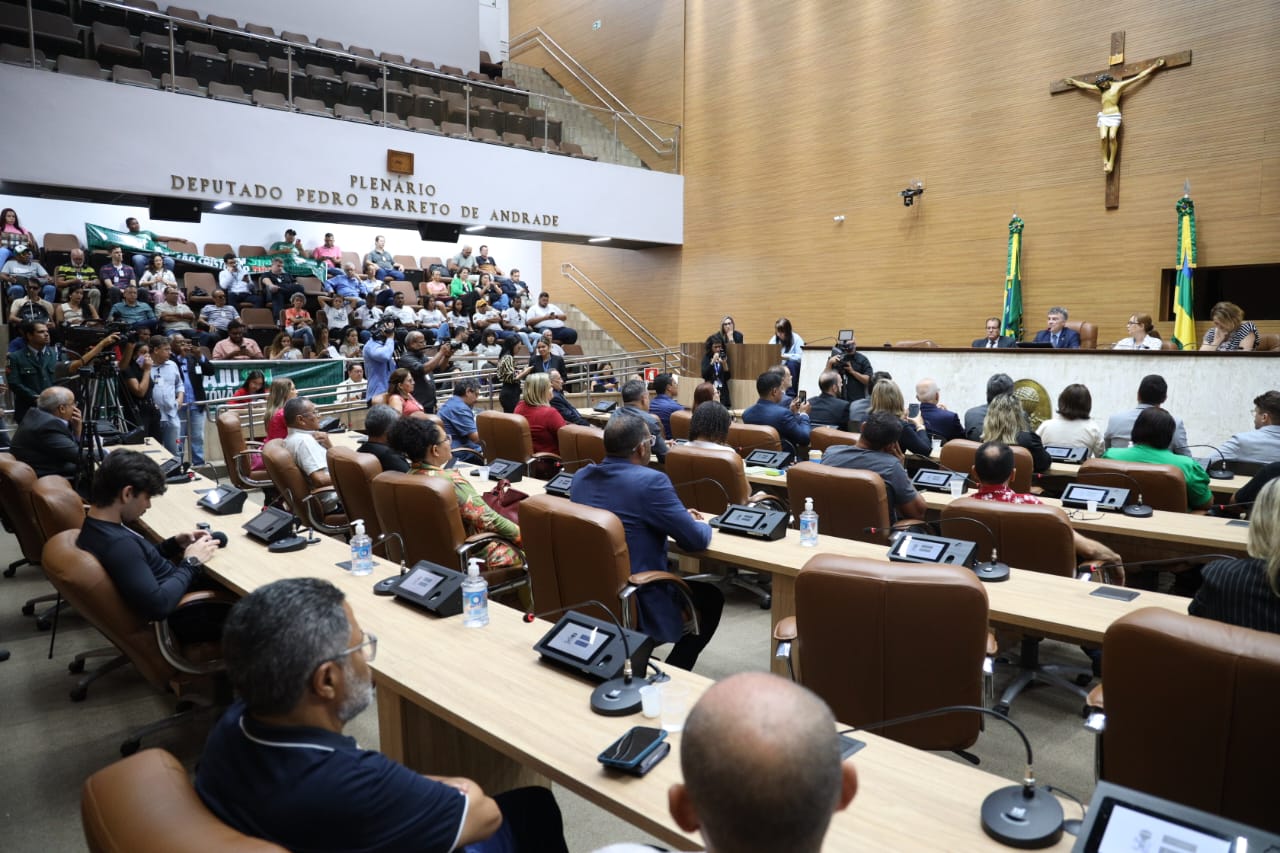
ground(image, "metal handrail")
xmin=559 ymin=262 xmax=666 ymax=354
xmin=508 ymin=26 xmax=677 ymax=158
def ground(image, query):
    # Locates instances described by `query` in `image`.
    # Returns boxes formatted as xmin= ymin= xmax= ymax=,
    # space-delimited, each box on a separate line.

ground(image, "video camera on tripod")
xmin=63 ymin=322 xmax=139 ymax=359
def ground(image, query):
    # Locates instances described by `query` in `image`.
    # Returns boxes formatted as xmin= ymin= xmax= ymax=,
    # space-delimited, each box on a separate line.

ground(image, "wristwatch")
xmin=181 ymin=556 xmax=203 ymax=571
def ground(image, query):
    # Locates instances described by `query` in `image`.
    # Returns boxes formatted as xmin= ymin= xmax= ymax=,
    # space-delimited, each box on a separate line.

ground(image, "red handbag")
xmin=482 ymin=479 xmax=528 ymax=524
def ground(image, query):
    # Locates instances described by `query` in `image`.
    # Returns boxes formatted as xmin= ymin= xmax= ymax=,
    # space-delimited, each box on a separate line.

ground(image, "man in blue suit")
xmin=1032 ymin=307 xmax=1081 ymax=349
xmin=742 ymin=370 xmax=811 ymax=449
xmin=571 ymin=414 xmax=723 ymax=671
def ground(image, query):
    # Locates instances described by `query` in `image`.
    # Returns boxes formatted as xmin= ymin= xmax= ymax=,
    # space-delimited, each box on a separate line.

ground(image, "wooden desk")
xmin=137 ymin=471 xmax=1073 ymax=851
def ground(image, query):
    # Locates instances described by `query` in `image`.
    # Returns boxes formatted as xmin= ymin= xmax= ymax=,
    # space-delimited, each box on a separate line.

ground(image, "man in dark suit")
xmin=972 ymin=317 xmax=1017 ymax=349
xmin=808 ymin=370 xmax=853 ymax=430
xmin=548 ymin=369 xmax=589 ymax=426
xmin=570 ymin=414 xmax=722 ymax=670
xmin=915 ymin=378 xmax=964 ymax=442
xmin=1031 ymin=307 xmax=1081 ymax=349
xmin=356 ymin=405 xmax=410 ymax=473
xmin=743 ymin=370 xmax=811 ymax=449
xmin=963 ymin=373 xmax=1014 ymax=441
xmin=610 ymin=379 xmax=667 ymax=462
xmin=11 ymin=386 xmax=81 ymax=479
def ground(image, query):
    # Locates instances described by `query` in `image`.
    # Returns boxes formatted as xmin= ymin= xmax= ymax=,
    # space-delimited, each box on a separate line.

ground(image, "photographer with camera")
xmin=6 ymin=321 xmax=120 ymax=423
xmin=826 ymin=329 xmax=873 ymax=403
xmin=398 ymin=331 xmax=450 ymax=415
xmin=362 ymin=317 xmax=398 ymax=403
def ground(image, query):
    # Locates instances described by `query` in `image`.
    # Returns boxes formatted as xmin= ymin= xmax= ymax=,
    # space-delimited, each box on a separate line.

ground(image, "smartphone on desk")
xmin=598 ymin=726 xmax=669 ymax=776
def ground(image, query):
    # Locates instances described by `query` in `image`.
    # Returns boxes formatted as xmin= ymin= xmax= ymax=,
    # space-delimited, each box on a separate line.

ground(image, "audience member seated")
xmin=691 ymin=381 xmax=716 ymax=409
xmin=77 ymin=450 xmax=222 ymax=630
xmin=363 ymin=234 xmax=406 ymax=282
xmin=439 ymin=379 xmax=484 ymax=458
xmin=229 ymin=370 xmax=265 ymax=405
xmin=1036 ymin=383 xmax=1105 ymax=459
xmin=416 ymin=296 xmax=448 ymax=340
xmin=820 ymin=411 xmax=926 ymax=523
xmin=611 ymin=379 xmax=668 ymax=462
xmin=1213 ymin=390 xmax=1280 ymax=467
xmin=1113 ymin=312 xmax=1163 ymax=349
xmin=981 ymin=393 xmax=1051 ymax=473
xmin=593 ymin=361 xmax=620 ymax=394
xmin=476 ymin=273 xmax=509 ymax=312
xmin=808 ymin=370 xmax=852 ymax=430
xmin=283 ymin=397 xmax=342 ymax=515
xmin=964 ymin=372 xmax=1014 ymax=441
xmin=324 ymin=262 xmax=368 ymax=311
xmin=548 ymin=368 xmax=588 ymax=426
xmin=54 ymin=285 xmax=98 ymax=329
xmin=824 ymin=328 xmax=873 ymax=403
xmin=688 ymin=399 xmax=732 ymax=448
xmin=2 ymin=244 xmax=55 ymax=302
xmin=55 ymin=248 xmax=101 ymax=312
xmin=1103 ymin=374 xmax=1190 ymax=455
xmin=1189 ymin=478 xmax=1280 ymax=632
xmin=372 ymin=368 xmax=427 ymax=419
xmin=267 ymin=333 xmax=303 ymax=361
xmin=915 ymin=378 xmax=964 ymax=442
xmin=311 ymin=232 xmax=343 ymax=275
xmin=849 ymin=370 xmax=891 ymax=427
xmin=265 ymin=377 xmax=296 ymax=443
xmin=743 ymin=370 xmax=811 ymax=451
xmin=973 ymin=316 xmax=1015 ymax=348
xmin=195 ymin=577 xmax=567 ymax=852
xmin=197 ymin=289 xmax=240 ymax=349
xmin=219 ymin=254 xmax=263 ymax=311
xmin=124 ymin=217 xmax=182 ymax=278
xmin=155 ymin=286 xmax=196 ymax=336
xmin=8 ymin=279 xmax=54 ymax=326
xmin=1200 ymin=300 xmax=1258 ymax=352
xmin=335 ymin=362 xmax=366 ymax=404
xmin=649 ymin=373 xmax=686 ymax=439
xmin=268 ymin=228 xmax=303 ymax=258
xmin=390 ymin=418 xmax=523 ymax=569
xmin=971 ymin=441 xmax=1120 ymax=564
xmin=515 ymin=372 xmax=566 ymax=455
xmin=1234 ymin=463 xmax=1280 ymax=508
xmin=97 ymin=246 xmax=137 ymax=305
xmin=356 ymin=405 xmax=409 ymax=473
xmin=139 ymin=253 xmax=177 ymax=305
xmin=261 ymin=255 xmax=305 ymax=318
xmin=473 ymin=244 xmax=510 ymax=284
xmin=527 ymin=292 xmax=578 ymax=345
xmin=598 ymin=672 xmax=857 ymax=853
xmin=869 ymin=379 xmax=930 ymax=456
xmin=11 ymin=386 xmax=80 ymax=479
xmin=1104 ymin=408 xmax=1212 ymax=510
xmin=571 ymin=414 xmax=722 ymax=671
xmin=1031 ymin=306 xmax=1081 ymax=349
xmin=449 ymin=244 xmax=475 ymax=272
xmin=212 ymin=320 xmax=263 ymax=360
xmin=281 ymin=292 xmax=316 ymax=350
xmin=0 ymin=207 xmax=37 ymax=269
xmin=107 ymin=284 xmax=158 ymax=331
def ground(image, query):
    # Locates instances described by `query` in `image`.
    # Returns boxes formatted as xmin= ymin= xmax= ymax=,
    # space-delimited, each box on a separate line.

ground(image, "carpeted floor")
xmin=0 ymin=528 xmax=1102 ymax=852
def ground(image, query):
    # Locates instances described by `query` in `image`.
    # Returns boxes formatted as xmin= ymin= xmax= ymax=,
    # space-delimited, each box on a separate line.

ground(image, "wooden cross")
xmin=1050 ymin=31 xmax=1191 ymax=209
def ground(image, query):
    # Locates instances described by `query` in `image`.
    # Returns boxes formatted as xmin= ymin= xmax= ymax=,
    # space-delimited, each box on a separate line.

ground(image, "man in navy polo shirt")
xmin=196 ymin=577 xmax=567 ymax=852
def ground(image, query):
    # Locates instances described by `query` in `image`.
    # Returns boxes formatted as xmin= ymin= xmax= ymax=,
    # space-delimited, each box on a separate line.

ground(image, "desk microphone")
xmin=267 ymin=517 xmax=321 ymax=553
xmin=1208 ymin=499 xmax=1253 ymax=518
xmin=1174 ymin=444 xmax=1234 ymax=481
xmin=847 ymin=704 xmax=1064 ymax=849
xmin=523 ymin=600 xmax=650 ymax=716
xmin=932 ymin=515 xmax=1010 ymax=582
xmin=1078 ymin=470 xmax=1154 ymax=518
xmin=370 ymin=531 xmax=408 ymax=596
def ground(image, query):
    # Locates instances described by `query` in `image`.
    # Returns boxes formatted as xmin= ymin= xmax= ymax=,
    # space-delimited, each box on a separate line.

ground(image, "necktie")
xmin=1052 ymin=333 xmax=1059 ymax=347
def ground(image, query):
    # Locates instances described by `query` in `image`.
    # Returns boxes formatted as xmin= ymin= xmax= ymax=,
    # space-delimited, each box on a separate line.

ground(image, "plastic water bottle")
xmin=799 ymin=498 xmax=819 ymax=547
xmin=462 ymin=557 xmax=489 ymax=627
xmin=349 ymin=520 xmax=374 ymax=576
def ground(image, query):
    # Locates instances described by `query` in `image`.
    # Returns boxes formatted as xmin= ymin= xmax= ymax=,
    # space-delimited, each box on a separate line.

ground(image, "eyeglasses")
xmin=1126 ymin=320 xmax=1139 ymax=325
xmin=321 ymin=631 xmax=377 ymax=665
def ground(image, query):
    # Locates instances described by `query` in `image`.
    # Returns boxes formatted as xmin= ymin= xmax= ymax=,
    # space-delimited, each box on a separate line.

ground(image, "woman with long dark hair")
xmin=495 ymin=334 xmax=532 ymax=413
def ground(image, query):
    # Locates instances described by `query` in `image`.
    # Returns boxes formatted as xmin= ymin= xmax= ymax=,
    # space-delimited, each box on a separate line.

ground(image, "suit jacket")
xmin=971 ymin=336 xmax=1016 ymax=349
xmin=175 ymin=352 xmax=214 ymax=405
xmin=808 ymin=393 xmax=852 ymax=430
xmin=648 ymin=394 xmax=685 ymax=439
xmin=356 ymin=439 xmax=410 ymax=473
xmin=742 ymin=398 xmax=811 ymax=448
xmin=570 ymin=457 xmax=711 ymax=643
xmin=528 ymin=353 xmax=567 ymax=378
xmin=611 ymin=405 xmax=667 ymax=461
xmin=550 ymin=390 xmax=588 ymax=426
xmin=919 ymin=401 xmax=964 ymax=442
xmin=1032 ymin=327 xmax=1081 ymax=349
xmin=963 ymin=404 xmax=988 ymax=442
xmin=12 ymin=407 xmax=79 ymax=478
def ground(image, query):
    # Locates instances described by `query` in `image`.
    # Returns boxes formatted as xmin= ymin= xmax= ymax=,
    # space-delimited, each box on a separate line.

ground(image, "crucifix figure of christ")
xmin=1050 ymin=31 xmax=1191 ymax=208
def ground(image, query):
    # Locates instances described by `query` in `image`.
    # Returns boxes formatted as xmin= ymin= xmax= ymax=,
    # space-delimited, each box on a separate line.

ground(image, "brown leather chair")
xmin=0 ymin=456 xmax=45 ymax=578
xmin=42 ymin=531 xmax=231 ymax=753
xmin=215 ymin=410 xmax=270 ymax=492
xmin=1088 ymin=608 xmax=1280 ymax=832
xmin=82 ymin=748 xmax=287 ymax=853
xmin=892 ymin=340 xmax=939 ymax=348
xmin=1256 ymin=333 xmax=1280 ymax=352
xmin=669 ymin=409 xmax=692 ymax=440
xmin=556 ymin=423 xmax=604 ymax=472
xmin=326 ymin=447 xmax=386 ymax=551
xmin=808 ymin=426 xmax=857 ymax=454
xmin=940 ymin=438 xmax=1033 ymax=494
xmin=786 ymin=461 xmax=898 ymax=544
xmin=27 ymin=475 xmax=87 ymax=641
xmin=261 ymin=440 xmax=349 ymax=536
xmin=1065 ymin=320 xmax=1098 ymax=349
xmin=369 ymin=472 xmax=527 ymax=597
xmin=774 ymin=554 xmax=990 ymax=752
xmin=475 ymin=409 xmax=560 ymax=478
xmin=942 ymin=498 xmax=1091 ymax=714
xmin=1079 ymin=458 xmax=1187 ymax=513
xmin=726 ymin=422 xmax=780 ymax=458
xmin=519 ymin=494 xmax=701 ymax=637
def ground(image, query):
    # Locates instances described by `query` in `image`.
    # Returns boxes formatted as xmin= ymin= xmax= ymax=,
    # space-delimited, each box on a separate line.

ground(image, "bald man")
xmin=915 ymin=377 xmax=964 ymax=442
xmin=11 ymin=386 xmax=82 ymax=479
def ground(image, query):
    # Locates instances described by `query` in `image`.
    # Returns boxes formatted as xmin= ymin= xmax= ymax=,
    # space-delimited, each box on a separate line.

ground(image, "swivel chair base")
xmin=992 ymin=636 xmax=1093 ymax=717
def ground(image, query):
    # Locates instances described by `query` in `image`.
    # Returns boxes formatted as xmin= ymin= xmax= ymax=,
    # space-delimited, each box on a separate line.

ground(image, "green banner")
xmin=205 ymin=359 xmax=347 ymax=407
xmin=84 ymin=223 xmax=326 ymax=279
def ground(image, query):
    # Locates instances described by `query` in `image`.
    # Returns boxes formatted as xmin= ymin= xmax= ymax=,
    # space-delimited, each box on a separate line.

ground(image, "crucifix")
xmin=1050 ymin=31 xmax=1191 ymax=208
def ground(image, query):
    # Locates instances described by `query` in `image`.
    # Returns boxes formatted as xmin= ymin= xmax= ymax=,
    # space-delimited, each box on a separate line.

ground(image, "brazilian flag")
xmin=1000 ymin=216 xmax=1024 ymax=341
xmin=1173 ymin=198 xmax=1196 ymax=350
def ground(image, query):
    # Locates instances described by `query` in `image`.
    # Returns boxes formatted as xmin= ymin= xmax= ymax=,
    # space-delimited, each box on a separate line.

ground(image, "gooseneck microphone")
xmin=1078 ymin=470 xmax=1153 ymax=518
xmin=370 ymin=532 xmax=408 ymax=596
xmin=847 ymin=704 xmax=1065 ymax=849
xmin=523 ymin=600 xmax=649 ymax=716
xmin=1173 ymin=444 xmax=1234 ymax=481
xmin=1208 ymin=499 xmax=1254 ymax=518
xmin=933 ymin=515 xmax=1010 ymax=582
xmin=1087 ymin=553 xmax=1238 ymax=582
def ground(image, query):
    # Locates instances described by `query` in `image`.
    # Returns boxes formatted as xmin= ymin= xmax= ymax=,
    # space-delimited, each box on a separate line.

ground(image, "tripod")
xmin=68 ymin=355 xmax=133 ymax=495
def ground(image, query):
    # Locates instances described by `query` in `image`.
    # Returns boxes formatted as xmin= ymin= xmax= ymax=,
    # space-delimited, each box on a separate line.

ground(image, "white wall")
xmin=177 ymin=0 xmax=478 ymax=73
xmin=478 ymin=0 xmax=510 ymax=61
xmin=0 ymin=68 xmax=683 ymax=246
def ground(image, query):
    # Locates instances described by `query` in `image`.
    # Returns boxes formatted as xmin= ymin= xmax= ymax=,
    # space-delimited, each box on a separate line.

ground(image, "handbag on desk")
xmin=483 ymin=479 xmax=528 ymax=524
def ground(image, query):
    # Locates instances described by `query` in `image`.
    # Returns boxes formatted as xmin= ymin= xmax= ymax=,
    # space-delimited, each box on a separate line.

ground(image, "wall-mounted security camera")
xmin=900 ymin=180 xmax=925 ymax=207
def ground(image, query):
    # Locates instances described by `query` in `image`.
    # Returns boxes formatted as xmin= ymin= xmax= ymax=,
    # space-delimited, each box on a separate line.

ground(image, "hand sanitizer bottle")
xmin=799 ymin=498 xmax=819 ymax=546
xmin=462 ymin=557 xmax=489 ymax=627
xmin=350 ymin=520 xmax=374 ymax=576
